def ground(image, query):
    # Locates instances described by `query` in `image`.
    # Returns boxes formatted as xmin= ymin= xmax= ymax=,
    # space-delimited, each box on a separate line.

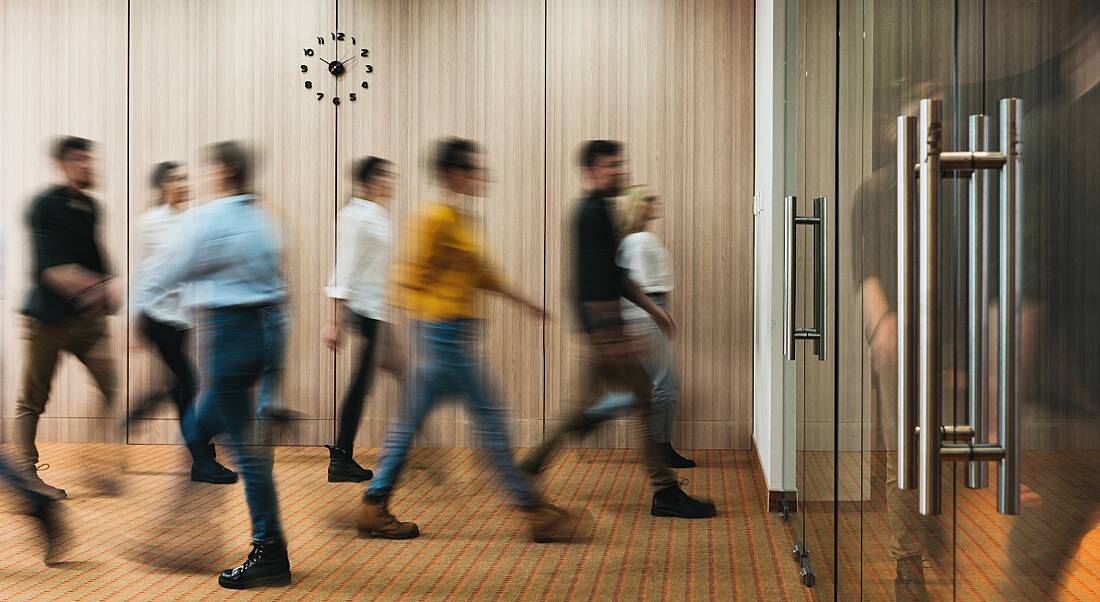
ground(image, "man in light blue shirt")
xmin=134 ymin=141 xmax=291 ymax=590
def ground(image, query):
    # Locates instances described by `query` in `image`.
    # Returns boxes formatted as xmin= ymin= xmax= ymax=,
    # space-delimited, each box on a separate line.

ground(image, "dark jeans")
xmin=183 ymin=307 xmax=284 ymax=544
xmin=129 ymin=315 xmax=196 ymax=432
xmin=367 ymin=319 xmax=538 ymax=507
xmin=336 ymin=312 xmax=380 ymax=452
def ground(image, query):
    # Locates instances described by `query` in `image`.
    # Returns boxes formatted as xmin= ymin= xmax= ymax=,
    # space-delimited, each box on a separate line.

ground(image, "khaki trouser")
xmin=526 ymin=302 xmax=677 ymax=490
xmin=14 ymin=316 xmax=117 ymax=470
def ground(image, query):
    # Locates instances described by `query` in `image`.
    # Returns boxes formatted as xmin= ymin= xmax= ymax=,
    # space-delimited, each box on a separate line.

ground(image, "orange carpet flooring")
xmin=0 ymin=444 xmax=810 ymax=601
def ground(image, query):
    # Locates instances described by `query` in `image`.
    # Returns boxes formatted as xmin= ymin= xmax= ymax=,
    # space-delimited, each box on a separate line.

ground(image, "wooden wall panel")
xmin=4 ymin=0 xmax=753 ymax=451
xmin=339 ymin=0 xmax=545 ymax=449
xmin=546 ymin=0 xmax=754 ymax=450
xmin=1 ymin=0 xmax=129 ymax=443
xmin=127 ymin=0 xmax=336 ymax=445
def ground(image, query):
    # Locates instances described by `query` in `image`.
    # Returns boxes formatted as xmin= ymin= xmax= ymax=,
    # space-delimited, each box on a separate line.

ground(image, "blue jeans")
xmin=367 ymin=320 xmax=538 ymax=507
xmin=184 ymin=307 xmax=284 ymax=544
xmin=584 ymin=306 xmax=678 ymax=443
xmin=256 ymin=305 xmax=287 ymax=417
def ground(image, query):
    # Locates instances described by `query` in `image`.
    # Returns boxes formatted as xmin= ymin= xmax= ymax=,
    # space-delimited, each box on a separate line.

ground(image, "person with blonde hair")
xmin=579 ymin=184 xmax=694 ymax=468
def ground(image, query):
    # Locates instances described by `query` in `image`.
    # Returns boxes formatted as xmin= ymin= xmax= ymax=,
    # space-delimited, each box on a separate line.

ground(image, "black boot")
xmin=190 ymin=445 xmax=239 ymax=485
xmin=651 ymin=483 xmax=717 ymax=518
xmin=218 ymin=541 xmax=291 ymax=589
xmin=659 ymin=442 xmax=696 ymax=468
xmin=28 ymin=494 xmax=64 ymax=566
xmin=326 ymin=445 xmax=373 ymax=483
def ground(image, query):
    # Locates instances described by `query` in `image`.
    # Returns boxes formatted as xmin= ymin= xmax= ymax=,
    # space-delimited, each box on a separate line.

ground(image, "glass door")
xmin=790 ymin=0 xmax=1099 ymax=599
xmin=845 ymin=0 xmax=1100 ymax=600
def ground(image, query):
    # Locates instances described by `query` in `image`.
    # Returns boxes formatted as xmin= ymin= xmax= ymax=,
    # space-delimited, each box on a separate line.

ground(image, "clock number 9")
xmin=303 ymin=48 xmax=314 ymax=57
xmin=361 ymin=81 xmax=369 ymax=89
xmin=365 ymin=64 xmax=374 ymax=73
xmin=349 ymin=93 xmax=357 ymax=102
xmin=360 ymin=48 xmax=370 ymax=58
xmin=316 ymin=92 xmax=325 ymax=101
xmin=300 ymin=64 xmax=308 ymax=73
xmin=304 ymin=81 xmax=312 ymax=89
xmin=333 ymin=97 xmax=341 ymax=106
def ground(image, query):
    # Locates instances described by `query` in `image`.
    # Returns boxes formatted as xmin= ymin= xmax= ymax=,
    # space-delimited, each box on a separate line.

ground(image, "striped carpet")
xmin=0 ymin=444 xmax=809 ymax=601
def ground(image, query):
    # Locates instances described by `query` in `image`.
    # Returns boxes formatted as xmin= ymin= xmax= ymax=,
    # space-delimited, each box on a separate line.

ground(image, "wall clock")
xmin=299 ymin=32 xmax=374 ymax=106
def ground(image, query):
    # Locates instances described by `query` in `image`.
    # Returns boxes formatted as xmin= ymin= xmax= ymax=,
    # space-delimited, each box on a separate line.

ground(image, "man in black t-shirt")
xmin=519 ymin=140 xmax=715 ymax=519
xmin=15 ymin=136 xmax=122 ymax=500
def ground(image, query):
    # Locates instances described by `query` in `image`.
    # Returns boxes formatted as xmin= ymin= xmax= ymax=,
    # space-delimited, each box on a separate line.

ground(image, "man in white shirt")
xmin=130 ymin=161 xmax=236 ymax=483
xmin=322 ymin=157 xmax=400 ymax=482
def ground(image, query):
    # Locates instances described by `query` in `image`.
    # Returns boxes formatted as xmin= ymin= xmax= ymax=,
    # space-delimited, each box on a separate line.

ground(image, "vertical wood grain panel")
xmin=1 ymin=0 xmax=129 ymax=442
xmin=546 ymin=0 xmax=754 ymax=450
xmin=127 ymin=0 xmax=336 ymax=445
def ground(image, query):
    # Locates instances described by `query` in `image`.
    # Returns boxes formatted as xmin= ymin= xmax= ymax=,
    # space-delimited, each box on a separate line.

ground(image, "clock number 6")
xmin=332 ymin=97 xmax=341 ymax=106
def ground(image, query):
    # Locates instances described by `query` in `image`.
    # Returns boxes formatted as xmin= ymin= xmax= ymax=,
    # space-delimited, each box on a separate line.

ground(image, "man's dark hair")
xmin=209 ymin=140 xmax=253 ymax=192
xmin=150 ymin=161 xmax=180 ymax=190
xmin=434 ymin=137 xmax=480 ymax=180
xmin=51 ymin=136 xmax=93 ymax=161
xmin=353 ymin=156 xmax=392 ymax=185
xmin=579 ymin=139 xmax=622 ymax=168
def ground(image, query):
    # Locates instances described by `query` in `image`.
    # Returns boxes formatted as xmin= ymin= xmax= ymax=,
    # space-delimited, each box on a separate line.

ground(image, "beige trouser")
xmin=14 ymin=316 xmax=117 ymax=470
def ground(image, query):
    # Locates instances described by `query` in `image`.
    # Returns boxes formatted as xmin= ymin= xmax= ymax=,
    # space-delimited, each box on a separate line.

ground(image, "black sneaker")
xmin=28 ymin=494 xmax=65 ymax=566
xmin=190 ymin=457 xmax=239 ymax=485
xmin=28 ymin=466 xmax=66 ymax=501
xmin=659 ymin=443 xmax=696 ymax=468
xmin=326 ymin=446 xmax=373 ymax=483
xmin=218 ymin=541 xmax=291 ymax=589
xmin=651 ymin=482 xmax=717 ymax=518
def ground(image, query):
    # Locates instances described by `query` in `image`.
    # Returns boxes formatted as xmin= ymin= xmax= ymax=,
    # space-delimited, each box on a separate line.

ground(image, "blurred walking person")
xmin=580 ymin=185 xmax=695 ymax=468
xmin=322 ymin=156 xmax=403 ymax=482
xmin=15 ymin=136 xmax=123 ymax=500
xmin=134 ymin=141 xmax=291 ymax=589
xmin=129 ymin=161 xmax=237 ymax=483
xmin=355 ymin=138 xmax=572 ymax=542
xmin=519 ymin=140 xmax=715 ymax=518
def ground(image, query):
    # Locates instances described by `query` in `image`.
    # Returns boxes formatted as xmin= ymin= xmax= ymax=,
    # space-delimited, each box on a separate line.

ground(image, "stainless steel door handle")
xmin=895 ymin=98 xmax=1022 ymax=516
xmin=783 ymin=195 xmax=828 ymax=362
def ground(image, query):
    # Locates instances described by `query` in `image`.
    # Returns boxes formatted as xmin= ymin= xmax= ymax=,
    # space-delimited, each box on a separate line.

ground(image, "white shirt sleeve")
xmin=326 ymin=208 xmax=365 ymax=300
xmin=619 ymin=233 xmax=653 ymax=289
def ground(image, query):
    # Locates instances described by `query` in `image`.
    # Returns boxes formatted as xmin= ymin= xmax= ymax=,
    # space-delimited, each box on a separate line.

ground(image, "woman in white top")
xmin=321 ymin=157 xmax=402 ymax=482
xmin=585 ymin=184 xmax=694 ymax=467
xmin=130 ymin=161 xmax=236 ymax=481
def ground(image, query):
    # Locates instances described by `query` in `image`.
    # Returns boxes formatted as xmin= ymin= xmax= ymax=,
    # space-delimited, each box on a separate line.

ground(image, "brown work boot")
xmin=894 ymin=555 xmax=930 ymax=602
xmin=522 ymin=503 xmax=577 ymax=543
xmin=356 ymin=497 xmax=419 ymax=540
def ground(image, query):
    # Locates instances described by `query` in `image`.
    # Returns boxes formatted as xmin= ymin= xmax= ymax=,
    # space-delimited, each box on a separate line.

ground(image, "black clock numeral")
xmin=336 ymin=32 xmax=346 ymax=41
xmin=360 ymin=48 xmax=370 ymax=58
xmin=316 ymin=92 xmax=325 ymax=101
xmin=361 ymin=81 xmax=369 ymax=89
xmin=365 ymin=64 xmax=374 ymax=73
xmin=304 ymin=48 xmax=314 ymax=57
xmin=304 ymin=80 xmax=312 ymax=89
xmin=333 ymin=96 xmax=341 ymax=105
xmin=349 ymin=93 xmax=357 ymax=101
xmin=317 ymin=36 xmax=325 ymax=45
xmin=351 ymin=37 xmax=356 ymax=45
xmin=300 ymin=64 xmax=308 ymax=73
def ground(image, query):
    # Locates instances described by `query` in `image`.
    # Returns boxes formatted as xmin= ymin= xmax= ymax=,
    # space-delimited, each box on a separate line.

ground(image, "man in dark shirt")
xmin=520 ymin=140 xmax=715 ymax=519
xmin=15 ymin=136 xmax=121 ymax=500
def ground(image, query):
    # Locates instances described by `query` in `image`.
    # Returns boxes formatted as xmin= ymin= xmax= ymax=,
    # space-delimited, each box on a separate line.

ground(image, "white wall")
xmin=753 ymin=0 xmax=797 ymax=493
